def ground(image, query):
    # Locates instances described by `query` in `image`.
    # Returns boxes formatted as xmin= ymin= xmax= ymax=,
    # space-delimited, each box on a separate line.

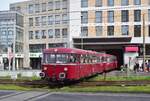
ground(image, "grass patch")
xmin=0 ymin=84 xmax=31 ymax=91
xmin=0 ymin=76 xmax=41 ymax=81
xmin=88 ymin=75 xmax=150 ymax=81
xmin=0 ymin=84 xmax=150 ymax=93
xmin=57 ymin=85 xmax=150 ymax=93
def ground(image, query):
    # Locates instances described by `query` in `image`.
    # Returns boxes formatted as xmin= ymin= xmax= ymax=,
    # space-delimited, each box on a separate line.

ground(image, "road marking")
xmin=27 ymin=92 xmax=55 ymax=101
xmin=0 ymin=91 xmax=27 ymax=100
xmin=54 ymin=92 xmax=150 ymax=98
xmin=0 ymin=91 xmax=49 ymax=101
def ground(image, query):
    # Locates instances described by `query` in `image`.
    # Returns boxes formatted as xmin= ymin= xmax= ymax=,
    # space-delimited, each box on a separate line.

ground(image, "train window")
xmin=56 ymin=54 xmax=68 ymax=64
xmin=69 ymin=54 xmax=78 ymax=63
xmin=43 ymin=53 xmax=55 ymax=64
xmin=80 ymin=55 xmax=85 ymax=63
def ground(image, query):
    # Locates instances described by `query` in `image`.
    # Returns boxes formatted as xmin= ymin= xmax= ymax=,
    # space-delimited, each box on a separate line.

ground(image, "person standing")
xmin=0 ymin=62 xmax=4 ymax=70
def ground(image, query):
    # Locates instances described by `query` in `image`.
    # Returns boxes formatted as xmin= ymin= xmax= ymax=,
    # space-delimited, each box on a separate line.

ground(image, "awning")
xmin=125 ymin=46 xmax=139 ymax=52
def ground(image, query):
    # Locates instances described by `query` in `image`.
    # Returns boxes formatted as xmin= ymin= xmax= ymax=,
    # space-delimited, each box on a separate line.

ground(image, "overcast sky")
xmin=0 ymin=0 xmax=28 ymax=11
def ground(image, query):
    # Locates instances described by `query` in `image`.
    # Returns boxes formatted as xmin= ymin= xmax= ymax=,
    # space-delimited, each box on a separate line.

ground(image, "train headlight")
xmin=39 ymin=72 xmax=45 ymax=78
xmin=43 ymin=67 xmax=48 ymax=71
xmin=64 ymin=67 xmax=68 ymax=72
xmin=59 ymin=72 xmax=66 ymax=79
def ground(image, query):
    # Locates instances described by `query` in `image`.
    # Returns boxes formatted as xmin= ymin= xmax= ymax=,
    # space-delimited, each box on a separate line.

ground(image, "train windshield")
xmin=43 ymin=53 xmax=78 ymax=64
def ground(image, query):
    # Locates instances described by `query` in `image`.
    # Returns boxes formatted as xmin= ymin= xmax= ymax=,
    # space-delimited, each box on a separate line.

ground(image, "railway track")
xmin=76 ymin=80 xmax=150 ymax=87
xmin=0 ymin=79 xmax=49 ymax=87
xmin=0 ymin=79 xmax=150 ymax=87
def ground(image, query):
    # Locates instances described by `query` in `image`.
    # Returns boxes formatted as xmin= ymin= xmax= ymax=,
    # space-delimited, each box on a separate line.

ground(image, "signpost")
xmin=7 ymin=47 xmax=13 ymax=71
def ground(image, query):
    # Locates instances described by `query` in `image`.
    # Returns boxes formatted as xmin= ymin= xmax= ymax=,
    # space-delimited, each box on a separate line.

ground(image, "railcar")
xmin=40 ymin=48 xmax=117 ymax=82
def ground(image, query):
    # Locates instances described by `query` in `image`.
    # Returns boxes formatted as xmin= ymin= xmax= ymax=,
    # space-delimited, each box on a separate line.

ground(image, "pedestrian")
xmin=148 ymin=61 xmax=150 ymax=72
xmin=0 ymin=62 xmax=4 ymax=70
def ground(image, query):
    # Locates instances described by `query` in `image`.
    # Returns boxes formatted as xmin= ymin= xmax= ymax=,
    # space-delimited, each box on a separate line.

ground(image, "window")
xmin=95 ymin=11 xmax=102 ymax=23
xmin=29 ymin=31 xmax=34 ymax=39
xmin=96 ymin=26 xmax=102 ymax=36
xmin=121 ymin=10 xmax=129 ymax=22
xmin=55 ymin=1 xmax=60 ymax=10
xmin=29 ymin=18 xmax=33 ymax=26
xmin=35 ymin=30 xmax=40 ymax=39
xmin=149 ymin=25 xmax=150 ymax=36
xmin=108 ymin=11 xmax=114 ymax=23
xmin=108 ymin=0 xmax=114 ymax=6
xmin=55 ymin=15 xmax=61 ymax=24
xmin=35 ymin=17 xmax=40 ymax=26
xmin=62 ymin=28 xmax=68 ymax=38
xmin=134 ymin=10 xmax=141 ymax=22
xmin=148 ymin=9 xmax=150 ymax=21
xmin=62 ymin=0 xmax=67 ymax=9
xmin=55 ymin=29 xmax=60 ymax=38
xmin=29 ymin=44 xmax=46 ymax=53
xmin=81 ymin=27 xmax=88 ymax=36
xmin=41 ymin=16 xmax=47 ymax=25
xmin=62 ymin=14 xmax=68 ymax=24
xmin=48 ymin=2 xmax=53 ymax=11
xmin=134 ymin=25 xmax=141 ymax=37
xmin=149 ymin=0 xmax=150 ymax=5
xmin=121 ymin=25 xmax=129 ymax=35
xmin=81 ymin=0 xmax=88 ymax=8
xmin=107 ymin=26 xmax=114 ymax=36
xmin=42 ymin=3 xmax=46 ymax=12
xmin=48 ymin=16 xmax=53 ymax=25
xmin=81 ymin=11 xmax=88 ymax=24
xmin=42 ymin=30 xmax=46 ymax=39
xmin=95 ymin=0 xmax=102 ymax=7
xmin=48 ymin=29 xmax=54 ymax=38
xmin=121 ymin=0 xmax=128 ymax=6
xmin=134 ymin=0 xmax=141 ymax=5
xmin=16 ymin=6 xmax=21 ymax=11
xmin=29 ymin=4 xmax=34 ymax=14
xmin=35 ymin=4 xmax=40 ymax=13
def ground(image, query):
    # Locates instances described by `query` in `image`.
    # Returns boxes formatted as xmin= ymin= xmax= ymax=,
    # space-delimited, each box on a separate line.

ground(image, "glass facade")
xmin=0 ymin=12 xmax=24 ymax=54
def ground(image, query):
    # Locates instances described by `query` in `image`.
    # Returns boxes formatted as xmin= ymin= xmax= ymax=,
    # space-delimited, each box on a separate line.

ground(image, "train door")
xmin=76 ymin=54 xmax=81 ymax=79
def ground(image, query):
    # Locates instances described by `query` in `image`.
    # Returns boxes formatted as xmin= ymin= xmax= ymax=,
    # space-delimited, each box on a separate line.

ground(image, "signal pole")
xmin=143 ymin=14 xmax=146 ymax=69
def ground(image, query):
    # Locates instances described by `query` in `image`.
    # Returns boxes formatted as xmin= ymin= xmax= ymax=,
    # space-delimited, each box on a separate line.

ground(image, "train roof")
xmin=43 ymin=48 xmax=116 ymax=58
xmin=43 ymin=47 xmax=89 ymax=54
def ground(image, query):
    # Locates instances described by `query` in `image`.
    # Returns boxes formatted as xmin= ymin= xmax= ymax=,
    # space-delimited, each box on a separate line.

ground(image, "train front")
xmin=39 ymin=48 xmax=78 ymax=82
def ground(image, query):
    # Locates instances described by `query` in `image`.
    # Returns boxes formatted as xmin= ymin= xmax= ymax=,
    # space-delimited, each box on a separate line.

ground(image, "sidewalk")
xmin=106 ymin=70 xmax=150 ymax=77
xmin=0 ymin=70 xmax=41 ymax=78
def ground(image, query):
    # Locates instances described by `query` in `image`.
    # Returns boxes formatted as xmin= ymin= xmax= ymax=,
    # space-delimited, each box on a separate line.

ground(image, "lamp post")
xmin=12 ymin=22 xmax=16 ymax=71
xmin=142 ymin=14 xmax=146 ymax=69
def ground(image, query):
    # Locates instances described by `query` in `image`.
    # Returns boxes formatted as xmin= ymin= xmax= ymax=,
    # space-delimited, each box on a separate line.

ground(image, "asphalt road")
xmin=0 ymin=90 xmax=150 ymax=101
xmin=35 ymin=93 xmax=150 ymax=101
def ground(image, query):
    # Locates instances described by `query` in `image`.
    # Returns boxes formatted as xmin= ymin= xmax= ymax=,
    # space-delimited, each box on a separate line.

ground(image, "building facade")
xmin=0 ymin=11 xmax=24 ymax=70
xmin=73 ymin=0 xmax=150 ymax=68
xmin=9 ymin=0 xmax=150 ymax=69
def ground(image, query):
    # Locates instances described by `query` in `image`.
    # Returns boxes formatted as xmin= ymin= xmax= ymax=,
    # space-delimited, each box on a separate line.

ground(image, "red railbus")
xmin=40 ymin=48 xmax=117 ymax=82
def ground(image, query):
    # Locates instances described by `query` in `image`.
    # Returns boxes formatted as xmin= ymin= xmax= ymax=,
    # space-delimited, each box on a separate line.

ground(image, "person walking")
xmin=148 ymin=61 xmax=150 ymax=72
